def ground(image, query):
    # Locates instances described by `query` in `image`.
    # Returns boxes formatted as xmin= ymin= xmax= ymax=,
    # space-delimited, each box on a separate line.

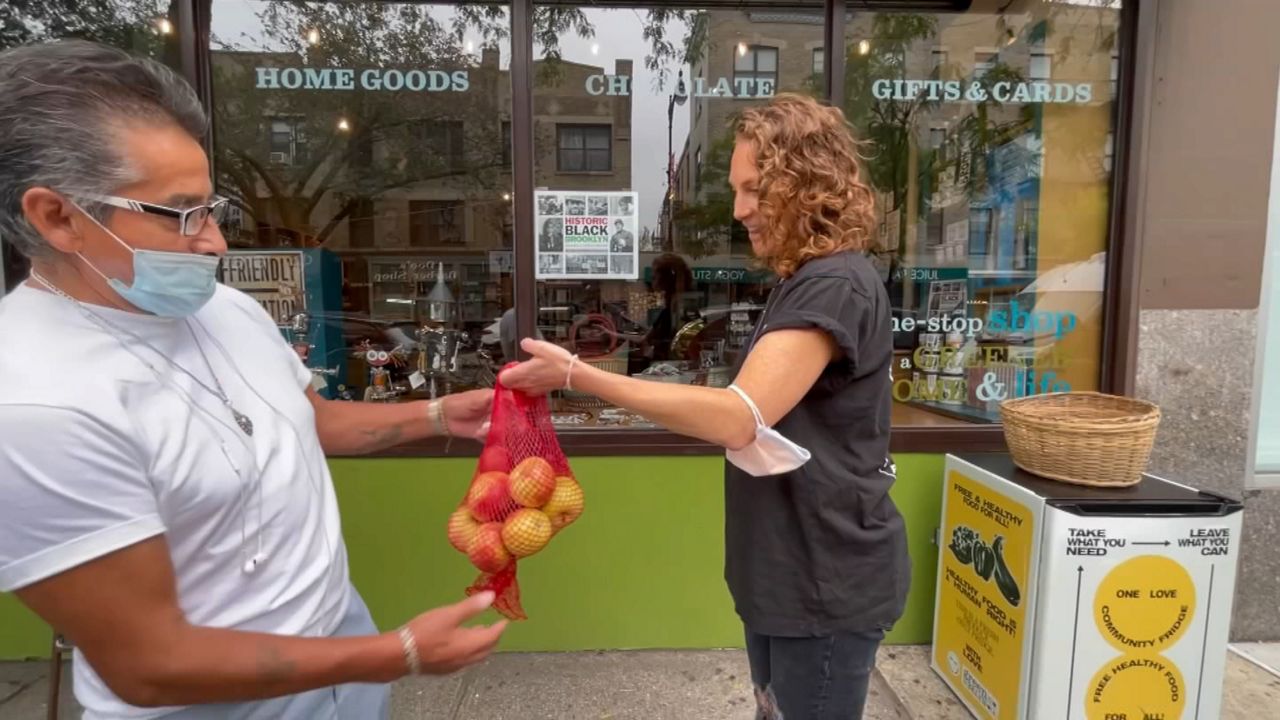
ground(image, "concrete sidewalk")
xmin=2 ymin=649 xmax=909 ymax=720
xmin=3 ymin=644 xmax=1278 ymax=719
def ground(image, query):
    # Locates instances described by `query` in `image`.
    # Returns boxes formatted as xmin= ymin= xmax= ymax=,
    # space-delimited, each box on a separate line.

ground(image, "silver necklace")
xmin=29 ymin=271 xmax=255 ymax=436
xmin=186 ymin=325 xmax=255 ymax=436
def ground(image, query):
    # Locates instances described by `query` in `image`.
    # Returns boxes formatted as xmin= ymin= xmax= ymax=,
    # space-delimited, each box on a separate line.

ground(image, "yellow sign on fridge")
xmin=933 ymin=469 xmax=1037 ymax=720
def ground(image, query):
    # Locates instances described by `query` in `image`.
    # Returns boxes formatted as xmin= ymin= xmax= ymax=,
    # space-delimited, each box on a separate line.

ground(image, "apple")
xmin=467 ymin=523 xmax=511 ymax=573
xmin=509 ymin=457 xmax=555 ymax=507
xmin=541 ymin=476 xmax=585 ymax=531
xmin=466 ymin=471 xmax=514 ymax=523
xmin=447 ymin=506 xmax=480 ymax=553
xmin=510 ymin=458 xmax=557 ymax=508
xmin=501 ymin=509 xmax=554 ymax=558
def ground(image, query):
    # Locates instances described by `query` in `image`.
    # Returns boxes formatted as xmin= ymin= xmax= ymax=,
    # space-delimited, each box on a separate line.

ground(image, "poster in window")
xmin=535 ymin=190 xmax=639 ymax=280
xmin=221 ymin=250 xmax=305 ymax=325
xmin=927 ymin=279 xmax=969 ymax=322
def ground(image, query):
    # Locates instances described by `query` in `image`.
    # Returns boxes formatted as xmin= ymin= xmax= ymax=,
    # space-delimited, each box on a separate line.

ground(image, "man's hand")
xmin=401 ymin=591 xmax=508 ymax=675
xmin=309 ymin=387 xmax=492 ymax=455
xmin=441 ymin=389 xmax=493 ymax=440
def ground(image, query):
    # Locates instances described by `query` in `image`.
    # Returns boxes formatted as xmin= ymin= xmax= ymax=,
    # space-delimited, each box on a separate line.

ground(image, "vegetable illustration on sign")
xmin=992 ymin=536 xmax=1021 ymax=607
xmin=950 ymin=526 xmax=978 ymax=564
xmin=949 ymin=524 xmax=1022 ymax=608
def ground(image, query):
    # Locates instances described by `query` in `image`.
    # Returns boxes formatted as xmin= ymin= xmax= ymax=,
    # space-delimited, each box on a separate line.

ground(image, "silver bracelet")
xmin=427 ymin=399 xmax=449 ymax=437
xmin=398 ymin=626 xmax=422 ymax=675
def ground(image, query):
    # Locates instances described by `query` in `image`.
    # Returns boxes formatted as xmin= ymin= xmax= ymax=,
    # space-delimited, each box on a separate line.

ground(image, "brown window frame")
xmin=184 ymin=0 xmax=1144 ymax=457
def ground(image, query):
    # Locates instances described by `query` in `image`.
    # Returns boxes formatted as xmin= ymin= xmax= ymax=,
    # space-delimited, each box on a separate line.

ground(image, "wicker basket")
xmin=1000 ymin=392 xmax=1161 ymax=488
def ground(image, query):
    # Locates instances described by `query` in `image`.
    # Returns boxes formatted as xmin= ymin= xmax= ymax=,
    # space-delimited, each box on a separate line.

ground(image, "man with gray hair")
xmin=0 ymin=40 xmax=506 ymax=719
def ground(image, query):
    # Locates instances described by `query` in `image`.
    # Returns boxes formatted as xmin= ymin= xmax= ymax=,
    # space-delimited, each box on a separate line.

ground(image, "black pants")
xmin=745 ymin=626 xmax=885 ymax=720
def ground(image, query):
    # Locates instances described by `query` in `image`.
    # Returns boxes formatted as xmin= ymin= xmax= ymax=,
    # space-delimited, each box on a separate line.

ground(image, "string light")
xmin=737 ymin=42 xmax=748 ymax=57
xmin=156 ymin=18 xmax=173 ymax=35
xmin=306 ymin=28 xmax=320 ymax=45
xmin=337 ymin=118 xmax=351 ymax=132
xmin=858 ymin=39 xmax=871 ymax=55
xmin=591 ymin=43 xmax=600 ymax=55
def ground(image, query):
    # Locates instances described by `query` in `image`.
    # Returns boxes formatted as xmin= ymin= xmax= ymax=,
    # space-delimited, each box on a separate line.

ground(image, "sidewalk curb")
xmin=1229 ymin=645 xmax=1280 ymax=681
xmin=871 ymin=667 xmax=916 ymax=719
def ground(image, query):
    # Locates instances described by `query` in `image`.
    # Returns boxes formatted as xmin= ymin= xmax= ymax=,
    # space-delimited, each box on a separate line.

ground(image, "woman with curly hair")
xmin=500 ymin=93 xmax=910 ymax=719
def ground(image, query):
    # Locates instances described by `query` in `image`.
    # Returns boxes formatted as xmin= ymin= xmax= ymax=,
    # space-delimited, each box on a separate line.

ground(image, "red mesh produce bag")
xmin=446 ymin=365 xmax=583 ymax=621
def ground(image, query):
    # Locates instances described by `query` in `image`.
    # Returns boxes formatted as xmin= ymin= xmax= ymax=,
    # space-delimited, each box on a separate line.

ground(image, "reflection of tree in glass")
xmin=840 ymin=15 xmax=1049 ymax=276
xmin=840 ymin=13 xmax=939 ymax=268
xmin=455 ymin=5 xmax=706 ymax=91
xmin=213 ymin=2 xmax=525 ymax=247
xmin=219 ymin=3 xmax=729 ymax=248
xmin=1 ymin=0 xmax=179 ymax=65
xmin=555 ymin=8 xmax=709 ymax=91
xmin=841 ymin=8 xmax=1118 ymax=274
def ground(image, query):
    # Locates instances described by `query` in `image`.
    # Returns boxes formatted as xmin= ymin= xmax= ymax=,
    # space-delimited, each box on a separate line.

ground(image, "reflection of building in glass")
xmin=859 ymin=8 xmax=1116 ymax=341
xmin=212 ymin=47 xmax=632 ymax=327
xmin=534 ymin=58 xmax=634 ymax=193
xmin=665 ymin=9 xmax=825 ymax=260
xmin=651 ymin=9 xmax=824 ymax=321
xmin=661 ymin=6 xmax=1116 ymax=422
xmin=841 ymin=7 xmax=1116 ymax=421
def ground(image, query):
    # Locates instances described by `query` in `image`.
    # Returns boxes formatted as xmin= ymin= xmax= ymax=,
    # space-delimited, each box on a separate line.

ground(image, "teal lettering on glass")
xmin=254 ymin=66 xmax=470 ymax=93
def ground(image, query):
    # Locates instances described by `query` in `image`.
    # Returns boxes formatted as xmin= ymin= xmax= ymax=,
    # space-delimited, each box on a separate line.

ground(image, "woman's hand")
xmin=497 ymin=338 xmax=575 ymax=396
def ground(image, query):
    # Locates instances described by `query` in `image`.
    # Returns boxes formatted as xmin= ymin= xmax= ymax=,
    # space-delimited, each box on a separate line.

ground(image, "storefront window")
xmin=845 ymin=1 xmax=1121 ymax=426
xmin=0 ymin=0 xmax=183 ymax=295
xmin=1 ymin=0 xmax=1131 ymax=444
xmin=528 ymin=4 xmax=823 ymax=429
xmin=210 ymin=0 xmax=514 ymax=402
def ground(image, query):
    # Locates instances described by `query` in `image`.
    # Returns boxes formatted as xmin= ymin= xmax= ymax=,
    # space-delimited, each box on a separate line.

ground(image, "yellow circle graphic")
xmin=1085 ymin=654 xmax=1185 ymax=720
xmin=1093 ymin=555 xmax=1195 ymax=653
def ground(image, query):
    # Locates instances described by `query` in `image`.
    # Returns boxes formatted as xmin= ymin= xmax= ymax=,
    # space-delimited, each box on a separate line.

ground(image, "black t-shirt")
xmin=724 ymin=251 xmax=911 ymax=637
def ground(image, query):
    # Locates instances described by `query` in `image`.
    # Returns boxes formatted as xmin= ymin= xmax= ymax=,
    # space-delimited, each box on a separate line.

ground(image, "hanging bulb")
xmin=737 ymin=42 xmax=748 ymax=57
xmin=337 ymin=118 xmax=351 ymax=132
xmin=306 ymin=28 xmax=320 ymax=46
xmin=858 ymin=39 xmax=871 ymax=56
xmin=156 ymin=18 xmax=173 ymax=35
xmin=466 ymin=39 xmax=475 ymax=53
xmin=591 ymin=43 xmax=600 ymax=55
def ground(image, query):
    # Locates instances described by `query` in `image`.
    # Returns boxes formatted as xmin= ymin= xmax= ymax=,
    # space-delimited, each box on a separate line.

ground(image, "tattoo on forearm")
xmin=359 ymin=425 xmax=403 ymax=450
xmin=256 ymin=644 xmax=298 ymax=686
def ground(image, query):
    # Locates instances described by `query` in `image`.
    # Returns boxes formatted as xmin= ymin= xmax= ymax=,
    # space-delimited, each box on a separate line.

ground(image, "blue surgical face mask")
xmin=75 ymin=205 xmax=221 ymax=317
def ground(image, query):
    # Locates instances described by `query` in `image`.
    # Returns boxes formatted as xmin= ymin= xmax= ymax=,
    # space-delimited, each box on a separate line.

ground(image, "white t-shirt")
xmin=0 ymin=283 xmax=351 ymax=719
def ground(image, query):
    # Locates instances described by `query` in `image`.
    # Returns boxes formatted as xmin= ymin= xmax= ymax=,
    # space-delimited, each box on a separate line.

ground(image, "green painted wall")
xmin=0 ymin=454 xmax=946 ymax=660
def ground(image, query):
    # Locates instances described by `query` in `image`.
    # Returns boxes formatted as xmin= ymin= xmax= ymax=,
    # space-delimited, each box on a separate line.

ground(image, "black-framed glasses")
xmin=80 ymin=193 xmax=231 ymax=236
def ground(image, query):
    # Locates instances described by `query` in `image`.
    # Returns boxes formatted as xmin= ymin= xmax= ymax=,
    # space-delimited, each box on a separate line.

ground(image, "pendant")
xmin=232 ymin=409 xmax=255 ymax=436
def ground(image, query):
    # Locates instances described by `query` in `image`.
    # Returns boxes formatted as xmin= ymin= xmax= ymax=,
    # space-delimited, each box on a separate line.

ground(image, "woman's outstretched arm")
xmin=498 ymin=330 xmax=836 ymax=449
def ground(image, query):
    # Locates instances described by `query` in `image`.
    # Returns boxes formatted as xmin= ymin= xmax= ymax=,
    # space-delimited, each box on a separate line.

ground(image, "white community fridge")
xmin=932 ymin=454 xmax=1244 ymax=720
